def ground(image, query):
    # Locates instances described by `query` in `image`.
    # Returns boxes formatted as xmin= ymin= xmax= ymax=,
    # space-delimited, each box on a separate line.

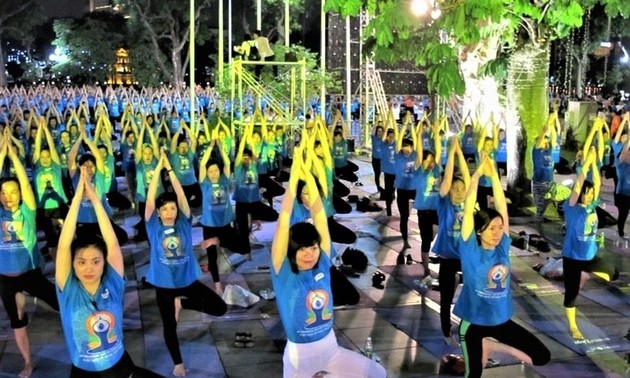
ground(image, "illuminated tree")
xmin=115 ymin=0 xmax=213 ymax=89
xmin=324 ymin=0 xmax=629 ymax=190
xmin=0 ymin=0 xmax=44 ymax=86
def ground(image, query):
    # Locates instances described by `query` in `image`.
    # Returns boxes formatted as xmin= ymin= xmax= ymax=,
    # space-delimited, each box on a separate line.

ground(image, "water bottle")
xmin=598 ymin=232 xmax=605 ymax=248
xmin=364 ymin=337 xmax=373 ymax=359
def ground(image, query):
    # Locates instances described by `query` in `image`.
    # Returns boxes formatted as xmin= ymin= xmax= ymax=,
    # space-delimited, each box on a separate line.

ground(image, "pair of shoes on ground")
xmin=234 ymin=332 xmax=255 ymax=348
xmin=396 ymin=253 xmax=413 ymax=265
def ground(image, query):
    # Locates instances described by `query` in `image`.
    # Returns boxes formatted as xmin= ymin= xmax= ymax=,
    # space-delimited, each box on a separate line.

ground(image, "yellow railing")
xmin=230 ymin=59 xmax=307 ymax=134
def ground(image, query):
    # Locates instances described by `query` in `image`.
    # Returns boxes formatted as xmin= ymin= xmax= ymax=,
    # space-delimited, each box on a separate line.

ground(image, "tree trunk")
xmin=0 ymin=37 xmax=7 ymax=87
xmin=172 ymin=48 xmax=183 ymax=90
xmin=275 ymin=8 xmax=286 ymax=46
xmin=505 ymin=44 xmax=550 ymax=201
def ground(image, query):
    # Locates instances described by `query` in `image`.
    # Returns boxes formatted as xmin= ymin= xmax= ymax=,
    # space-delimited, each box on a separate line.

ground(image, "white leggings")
xmin=283 ymin=330 xmax=387 ymax=378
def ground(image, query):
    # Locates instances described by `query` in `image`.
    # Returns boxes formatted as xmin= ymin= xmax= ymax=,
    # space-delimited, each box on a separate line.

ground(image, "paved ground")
xmin=1 ymin=155 xmax=630 ymax=377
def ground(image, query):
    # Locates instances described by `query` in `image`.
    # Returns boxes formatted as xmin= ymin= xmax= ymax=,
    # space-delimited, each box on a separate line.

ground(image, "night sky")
xmin=36 ymin=0 xmax=89 ymax=19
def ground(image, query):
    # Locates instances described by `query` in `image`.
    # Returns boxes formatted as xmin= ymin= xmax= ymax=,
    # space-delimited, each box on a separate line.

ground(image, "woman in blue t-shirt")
xmin=198 ymin=139 xmax=250 ymax=295
xmin=457 ymin=157 xmax=549 ymax=378
xmin=56 ymin=168 xmax=163 ymax=378
xmin=145 ymin=150 xmax=227 ymax=377
xmin=0 ymin=139 xmax=59 ymax=378
xmin=615 ymin=133 xmax=630 ymax=239
xmin=434 ymin=136 xmax=469 ymax=344
xmin=562 ymin=147 xmax=618 ymax=340
xmin=371 ymin=124 xmax=385 ymax=195
xmin=271 ymin=147 xmax=385 ymax=378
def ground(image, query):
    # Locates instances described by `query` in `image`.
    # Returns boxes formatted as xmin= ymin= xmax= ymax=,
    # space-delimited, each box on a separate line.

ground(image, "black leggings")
xmin=332 ymin=194 xmax=352 ymax=214
xmin=259 ymin=173 xmax=286 ymax=205
xmin=476 ymin=185 xmax=493 ymax=210
xmin=0 ymin=269 xmax=59 ymax=328
xmin=417 ymin=209 xmax=438 ymax=253
xmin=396 ymin=188 xmax=416 ymax=242
xmin=155 ymin=282 xmax=227 ymax=365
xmin=328 ymin=216 xmax=356 ymax=244
xmin=106 ymin=191 xmax=132 ymax=210
xmin=333 ymin=179 xmax=350 ymax=197
xmin=335 ymin=161 xmax=360 ymax=183
xmin=70 ymin=350 xmax=164 ymax=378
xmin=616 ymin=193 xmax=630 ymax=237
xmin=459 ymin=319 xmax=550 ymax=378
xmin=383 ymin=173 xmax=396 ymax=214
xmin=329 ymin=266 xmax=360 ymax=306
xmin=235 ymin=201 xmax=279 ymax=235
xmin=371 ymin=158 xmax=382 ymax=191
xmin=438 ymin=258 xmax=462 ymax=337
xmin=563 ymin=256 xmax=618 ymax=307
xmin=202 ymin=225 xmax=251 ymax=281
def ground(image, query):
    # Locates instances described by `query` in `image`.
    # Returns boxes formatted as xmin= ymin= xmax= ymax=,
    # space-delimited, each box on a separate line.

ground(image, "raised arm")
xmin=82 ymin=128 xmax=105 ymax=174
xmin=8 ymin=141 xmax=35 ymax=210
xmin=56 ymin=172 xmax=86 ymax=291
xmin=439 ymin=136 xmax=458 ymax=197
xmin=163 ymin=151 xmax=190 ymax=218
xmin=569 ymin=148 xmax=596 ymax=206
xmin=487 ymin=158 xmax=509 ymax=233
xmin=68 ymin=134 xmax=84 ymax=178
xmin=461 ymin=159 xmax=485 ymax=241
xmin=272 ymin=147 xmax=301 ymax=274
xmin=144 ymin=153 xmax=164 ymax=221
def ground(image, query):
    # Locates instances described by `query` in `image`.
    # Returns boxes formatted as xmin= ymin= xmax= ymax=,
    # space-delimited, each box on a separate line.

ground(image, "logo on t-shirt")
xmin=85 ymin=311 xmax=119 ymax=354
xmin=304 ymin=289 xmax=332 ymax=327
xmin=485 ymin=264 xmax=509 ymax=293
xmin=162 ymin=233 xmax=183 ymax=259
xmin=584 ymin=211 xmax=598 ymax=237
xmin=2 ymin=220 xmax=23 ymax=243
xmin=212 ymin=185 xmax=226 ymax=205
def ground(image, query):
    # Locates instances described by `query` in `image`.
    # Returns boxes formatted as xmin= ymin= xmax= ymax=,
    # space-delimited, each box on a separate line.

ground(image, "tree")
xmin=324 ymin=0 xmax=628 ymax=193
xmin=115 ymin=0 xmax=213 ymax=89
xmin=0 ymin=0 xmax=44 ymax=86
xmin=52 ymin=11 xmax=128 ymax=83
xmin=261 ymin=0 xmax=305 ymax=46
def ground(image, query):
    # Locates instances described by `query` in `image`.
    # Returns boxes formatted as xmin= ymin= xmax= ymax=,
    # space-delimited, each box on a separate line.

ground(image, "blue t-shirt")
xmin=170 ymin=151 xmax=196 ymax=186
xmin=496 ymin=136 xmax=507 ymax=163
xmin=371 ymin=135 xmax=383 ymax=160
xmin=475 ymin=150 xmax=496 ymax=188
xmin=146 ymin=213 xmax=200 ymax=288
xmin=394 ymin=152 xmax=417 ymax=190
xmin=0 ymin=204 xmax=40 ymax=275
xmin=552 ymin=135 xmax=561 ymax=163
xmin=461 ymin=132 xmax=476 ymax=155
xmin=200 ymin=176 xmax=234 ymax=227
xmin=413 ymin=165 xmax=442 ymax=210
xmin=271 ymin=253 xmax=333 ymax=343
xmin=135 ymin=160 xmax=161 ymax=202
xmin=532 ymin=146 xmax=554 ymax=182
xmin=289 ymin=201 xmax=310 ymax=226
xmin=422 ymin=131 xmax=434 ymax=152
xmin=380 ymin=141 xmax=396 ymax=174
xmin=615 ymin=161 xmax=630 ymax=195
xmin=433 ymin=196 xmax=464 ymax=259
xmin=119 ymin=142 xmax=136 ymax=174
xmin=453 ymin=233 xmax=513 ymax=326
xmin=233 ymin=163 xmax=260 ymax=203
xmin=57 ymin=267 xmax=125 ymax=371
xmin=332 ymin=139 xmax=348 ymax=168
xmin=562 ymin=201 xmax=599 ymax=261
xmin=34 ymin=162 xmax=68 ymax=209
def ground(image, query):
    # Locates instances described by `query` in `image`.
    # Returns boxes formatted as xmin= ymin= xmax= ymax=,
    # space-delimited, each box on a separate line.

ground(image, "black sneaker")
xmin=396 ymin=253 xmax=405 ymax=265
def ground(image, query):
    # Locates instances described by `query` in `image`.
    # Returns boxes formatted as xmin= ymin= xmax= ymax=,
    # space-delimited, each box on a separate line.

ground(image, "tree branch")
xmin=0 ymin=0 xmax=34 ymax=26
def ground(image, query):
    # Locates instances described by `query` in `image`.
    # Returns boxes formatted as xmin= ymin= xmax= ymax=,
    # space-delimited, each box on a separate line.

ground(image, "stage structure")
xmin=229 ymin=59 xmax=307 ymax=140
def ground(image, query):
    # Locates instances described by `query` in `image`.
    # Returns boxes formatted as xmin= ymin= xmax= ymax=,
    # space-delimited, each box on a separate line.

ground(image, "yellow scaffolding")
xmin=229 ymin=59 xmax=307 ymax=135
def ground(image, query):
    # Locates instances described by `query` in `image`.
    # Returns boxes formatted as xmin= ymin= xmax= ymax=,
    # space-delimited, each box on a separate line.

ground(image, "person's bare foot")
xmin=172 ymin=363 xmax=186 ymax=377
xmin=570 ymin=327 xmax=584 ymax=340
xmin=18 ymin=362 xmax=33 ymax=378
xmin=174 ymin=297 xmax=183 ymax=323
xmin=214 ymin=282 xmax=224 ymax=296
xmin=15 ymin=292 xmax=25 ymax=320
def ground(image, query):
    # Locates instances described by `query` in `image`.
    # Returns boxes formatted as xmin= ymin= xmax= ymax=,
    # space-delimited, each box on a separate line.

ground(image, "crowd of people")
xmin=0 ymin=83 xmax=628 ymax=377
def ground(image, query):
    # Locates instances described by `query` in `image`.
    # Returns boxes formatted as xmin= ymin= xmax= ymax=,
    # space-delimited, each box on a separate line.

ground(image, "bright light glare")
xmin=621 ymin=43 xmax=629 ymax=64
xmin=431 ymin=7 xmax=442 ymax=19
xmin=411 ymin=0 xmax=429 ymax=17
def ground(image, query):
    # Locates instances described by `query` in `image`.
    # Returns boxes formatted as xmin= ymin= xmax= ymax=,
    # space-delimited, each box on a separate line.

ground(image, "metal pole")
xmin=319 ymin=1 xmax=326 ymax=118
xmin=285 ymin=0 xmax=290 ymax=47
xmin=189 ymin=0 xmax=195 ymax=129
xmin=218 ymin=0 xmax=224 ymax=84
xmin=345 ymin=16 xmax=351 ymax=128
xmin=257 ymin=0 xmax=262 ymax=30
xmin=228 ymin=0 xmax=233 ymax=64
